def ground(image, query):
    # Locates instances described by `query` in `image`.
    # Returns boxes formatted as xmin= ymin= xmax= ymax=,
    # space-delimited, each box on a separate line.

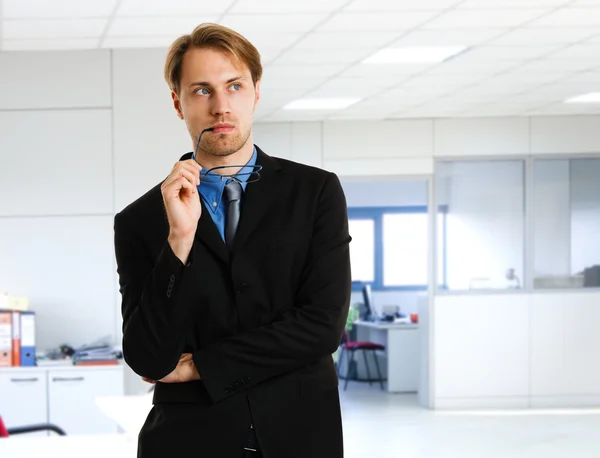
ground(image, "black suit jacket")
xmin=114 ymin=146 xmax=352 ymax=458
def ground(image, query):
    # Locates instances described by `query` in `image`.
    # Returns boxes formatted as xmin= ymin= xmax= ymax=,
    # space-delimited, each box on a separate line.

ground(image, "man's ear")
xmin=254 ymin=80 xmax=261 ymax=109
xmin=172 ymin=91 xmax=184 ymax=120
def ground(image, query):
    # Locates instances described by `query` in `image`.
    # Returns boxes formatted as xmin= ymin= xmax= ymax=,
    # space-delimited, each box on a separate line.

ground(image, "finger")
xmin=164 ymin=168 xmax=199 ymax=189
xmin=142 ymin=377 xmax=157 ymax=384
xmin=163 ymin=173 xmax=198 ymax=200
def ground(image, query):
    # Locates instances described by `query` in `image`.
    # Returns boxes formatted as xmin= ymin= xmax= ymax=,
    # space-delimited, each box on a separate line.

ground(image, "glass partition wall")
xmin=434 ymin=155 xmax=600 ymax=293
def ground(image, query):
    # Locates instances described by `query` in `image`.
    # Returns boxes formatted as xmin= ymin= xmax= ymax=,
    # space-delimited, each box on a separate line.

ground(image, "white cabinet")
xmin=48 ymin=368 xmax=122 ymax=435
xmin=0 ymin=365 xmax=124 ymax=436
xmin=0 ymin=369 xmax=48 ymax=436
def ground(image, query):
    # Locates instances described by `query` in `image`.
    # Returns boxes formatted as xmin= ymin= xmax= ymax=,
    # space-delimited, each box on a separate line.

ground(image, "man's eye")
xmin=196 ymin=88 xmax=209 ymax=96
xmin=231 ymin=83 xmax=241 ymax=91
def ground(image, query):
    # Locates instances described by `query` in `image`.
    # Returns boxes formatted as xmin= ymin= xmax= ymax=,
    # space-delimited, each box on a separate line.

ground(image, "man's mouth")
xmin=211 ymin=123 xmax=234 ymax=134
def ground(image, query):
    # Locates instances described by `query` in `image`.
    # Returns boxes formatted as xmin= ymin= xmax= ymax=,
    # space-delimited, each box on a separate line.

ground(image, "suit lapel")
xmin=232 ymin=147 xmax=282 ymax=251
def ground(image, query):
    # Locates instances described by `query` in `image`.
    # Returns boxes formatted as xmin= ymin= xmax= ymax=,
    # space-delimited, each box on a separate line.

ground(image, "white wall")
xmin=2 ymin=49 xmax=600 ymax=399
xmin=433 ymin=291 xmax=600 ymax=409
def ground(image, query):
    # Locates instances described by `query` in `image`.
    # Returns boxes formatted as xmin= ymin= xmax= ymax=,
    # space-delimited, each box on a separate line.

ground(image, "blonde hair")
xmin=164 ymin=23 xmax=262 ymax=95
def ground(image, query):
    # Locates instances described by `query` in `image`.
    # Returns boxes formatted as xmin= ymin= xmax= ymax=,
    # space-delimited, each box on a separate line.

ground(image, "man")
xmin=114 ymin=23 xmax=351 ymax=458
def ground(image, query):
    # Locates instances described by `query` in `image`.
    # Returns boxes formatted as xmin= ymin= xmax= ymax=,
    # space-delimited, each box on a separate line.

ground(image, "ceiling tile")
xmin=343 ymin=0 xmax=461 ymax=11
xmin=230 ymin=0 xmax=348 ymax=14
xmin=108 ymin=17 xmax=218 ymax=36
xmin=239 ymin=32 xmax=303 ymax=51
xmin=262 ymin=109 xmax=342 ymax=122
xmin=304 ymin=76 xmax=405 ymax=99
xmin=402 ymin=73 xmax=487 ymax=89
xmin=485 ymin=71 xmax=567 ymax=85
xmin=391 ymin=28 xmax=506 ymax=47
xmin=342 ymin=62 xmax=436 ymax=78
xmin=529 ymin=7 xmax=600 ymax=27
xmin=220 ymin=14 xmax=327 ymax=34
xmin=3 ymin=19 xmax=108 ymax=39
xmin=425 ymin=60 xmax=517 ymax=75
xmin=293 ymin=31 xmax=402 ymax=50
xmin=272 ymin=48 xmax=374 ymax=66
xmin=458 ymin=0 xmax=571 ymax=8
xmin=101 ymin=36 xmax=176 ymax=48
xmin=498 ymin=59 xmax=593 ymax=75
xmin=488 ymin=27 xmax=599 ymax=45
xmin=118 ymin=0 xmax=235 ymax=16
xmin=423 ymin=9 xmax=549 ymax=29
xmin=4 ymin=0 xmax=118 ymax=18
xmin=317 ymin=11 xmax=439 ymax=31
xmin=264 ymin=64 xmax=347 ymax=78
xmin=549 ymin=44 xmax=600 ymax=59
xmin=3 ymin=38 xmax=100 ymax=51
xmin=453 ymin=45 xmax=559 ymax=64
xmin=259 ymin=75 xmax=330 ymax=93
xmin=560 ymin=71 xmax=600 ymax=83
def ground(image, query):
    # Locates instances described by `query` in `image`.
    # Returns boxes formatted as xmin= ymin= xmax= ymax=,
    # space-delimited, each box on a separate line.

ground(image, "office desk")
xmin=0 ymin=434 xmax=137 ymax=458
xmin=352 ymin=321 xmax=420 ymax=393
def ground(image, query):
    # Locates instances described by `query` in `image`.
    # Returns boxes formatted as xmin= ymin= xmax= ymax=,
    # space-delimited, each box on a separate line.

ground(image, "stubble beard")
xmin=196 ymin=125 xmax=252 ymax=157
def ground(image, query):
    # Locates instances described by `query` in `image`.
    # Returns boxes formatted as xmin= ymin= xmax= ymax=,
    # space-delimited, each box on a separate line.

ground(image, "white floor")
xmin=3 ymin=385 xmax=600 ymax=457
xmin=340 ymin=383 xmax=600 ymax=458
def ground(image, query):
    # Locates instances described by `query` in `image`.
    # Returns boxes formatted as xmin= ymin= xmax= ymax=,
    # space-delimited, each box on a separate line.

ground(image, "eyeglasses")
xmin=200 ymin=164 xmax=263 ymax=184
xmin=193 ymin=127 xmax=263 ymax=184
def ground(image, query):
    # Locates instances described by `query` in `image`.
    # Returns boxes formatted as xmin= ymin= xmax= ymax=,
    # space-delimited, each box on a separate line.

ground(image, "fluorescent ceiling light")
xmin=283 ymin=98 xmax=361 ymax=110
xmin=362 ymin=46 xmax=467 ymax=64
xmin=565 ymin=92 xmax=600 ymax=103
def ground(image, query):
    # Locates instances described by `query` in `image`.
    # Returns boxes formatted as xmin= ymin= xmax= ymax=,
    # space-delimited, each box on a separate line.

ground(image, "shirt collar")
xmin=198 ymin=146 xmax=258 ymax=214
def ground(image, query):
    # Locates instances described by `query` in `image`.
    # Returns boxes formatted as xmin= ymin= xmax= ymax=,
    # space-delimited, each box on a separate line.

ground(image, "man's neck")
xmin=195 ymin=135 xmax=254 ymax=175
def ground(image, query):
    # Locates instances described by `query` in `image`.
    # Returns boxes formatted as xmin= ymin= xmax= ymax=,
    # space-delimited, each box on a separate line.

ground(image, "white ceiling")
xmin=1 ymin=0 xmax=600 ymax=121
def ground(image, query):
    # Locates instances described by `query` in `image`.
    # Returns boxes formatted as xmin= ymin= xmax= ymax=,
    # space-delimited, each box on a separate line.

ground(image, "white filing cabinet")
xmin=0 ymin=365 xmax=124 ymax=435
xmin=0 ymin=369 xmax=48 ymax=437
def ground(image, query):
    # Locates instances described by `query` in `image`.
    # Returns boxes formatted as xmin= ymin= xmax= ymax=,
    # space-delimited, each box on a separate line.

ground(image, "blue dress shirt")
xmin=197 ymin=146 xmax=258 ymax=242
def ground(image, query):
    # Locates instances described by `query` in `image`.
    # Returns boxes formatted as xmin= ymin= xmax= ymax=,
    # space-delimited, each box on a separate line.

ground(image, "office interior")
xmin=1 ymin=0 xmax=600 ymax=457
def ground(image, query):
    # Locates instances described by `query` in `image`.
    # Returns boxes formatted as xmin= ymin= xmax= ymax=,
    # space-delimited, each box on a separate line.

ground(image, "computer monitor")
xmin=361 ymin=284 xmax=375 ymax=321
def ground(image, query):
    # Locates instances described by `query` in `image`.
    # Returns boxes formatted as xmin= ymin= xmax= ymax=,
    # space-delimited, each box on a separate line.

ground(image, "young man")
xmin=114 ymin=23 xmax=351 ymax=458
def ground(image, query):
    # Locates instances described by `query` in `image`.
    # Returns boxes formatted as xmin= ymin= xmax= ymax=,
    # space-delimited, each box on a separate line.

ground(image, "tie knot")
xmin=224 ymin=180 xmax=243 ymax=202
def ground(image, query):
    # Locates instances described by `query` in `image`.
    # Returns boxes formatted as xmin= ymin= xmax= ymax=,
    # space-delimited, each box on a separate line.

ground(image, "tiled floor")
xmin=3 ymin=384 xmax=600 ymax=457
xmin=340 ymin=383 xmax=600 ymax=458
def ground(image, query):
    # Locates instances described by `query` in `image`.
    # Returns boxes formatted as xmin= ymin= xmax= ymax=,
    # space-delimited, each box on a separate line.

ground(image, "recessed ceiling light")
xmin=283 ymin=98 xmax=361 ymax=110
xmin=565 ymin=92 xmax=600 ymax=103
xmin=362 ymin=46 xmax=467 ymax=64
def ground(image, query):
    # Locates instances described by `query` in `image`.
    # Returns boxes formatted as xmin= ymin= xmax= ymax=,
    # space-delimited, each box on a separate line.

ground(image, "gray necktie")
xmin=224 ymin=180 xmax=243 ymax=247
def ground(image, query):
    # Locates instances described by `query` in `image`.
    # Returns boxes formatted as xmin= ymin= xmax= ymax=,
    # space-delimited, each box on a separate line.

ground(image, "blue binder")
xmin=20 ymin=311 xmax=36 ymax=366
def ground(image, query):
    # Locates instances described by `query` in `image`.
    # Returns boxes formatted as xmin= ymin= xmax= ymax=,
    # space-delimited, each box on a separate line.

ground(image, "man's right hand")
xmin=161 ymin=159 xmax=202 ymax=263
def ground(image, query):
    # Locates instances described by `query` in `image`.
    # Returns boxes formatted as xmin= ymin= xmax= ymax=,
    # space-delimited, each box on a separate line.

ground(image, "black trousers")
xmin=242 ymin=450 xmax=262 ymax=458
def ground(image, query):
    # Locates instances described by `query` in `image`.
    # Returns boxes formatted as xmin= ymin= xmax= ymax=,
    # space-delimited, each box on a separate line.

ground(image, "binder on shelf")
xmin=0 ymin=311 xmax=12 ymax=366
xmin=20 ymin=311 xmax=36 ymax=366
xmin=11 ymin=311 xmax=21 ymax=367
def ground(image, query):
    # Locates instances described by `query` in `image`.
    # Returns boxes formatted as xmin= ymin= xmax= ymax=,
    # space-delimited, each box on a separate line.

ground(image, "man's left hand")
xmin=141 ymin=353 xmax=201 ymax=384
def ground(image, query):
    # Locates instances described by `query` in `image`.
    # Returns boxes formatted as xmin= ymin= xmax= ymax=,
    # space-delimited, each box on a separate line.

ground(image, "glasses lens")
xmin=201 ymin=165 xmax=262 ymax=184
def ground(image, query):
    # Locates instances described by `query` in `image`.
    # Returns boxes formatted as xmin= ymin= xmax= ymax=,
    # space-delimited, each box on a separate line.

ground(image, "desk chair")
xmin=0 ymin=415 xmax=66 ymax=438
xmin=337 ymin=330 xmax=385 ymax=391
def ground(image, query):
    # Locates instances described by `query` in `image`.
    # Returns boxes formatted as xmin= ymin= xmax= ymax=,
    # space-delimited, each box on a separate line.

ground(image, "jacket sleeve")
xmin=114 ymin=212 xmax=197 ymax=381
xmin=193 ymin=171 xmax=352 ymax=403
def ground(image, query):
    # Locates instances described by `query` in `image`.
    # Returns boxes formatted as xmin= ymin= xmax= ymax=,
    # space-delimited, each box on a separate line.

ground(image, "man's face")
xmin=173 ymin=47 xmax=260 ymax=158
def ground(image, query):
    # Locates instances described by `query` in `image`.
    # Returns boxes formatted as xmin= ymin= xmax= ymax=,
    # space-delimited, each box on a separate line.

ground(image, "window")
xmin=436 ymin=160 xmax=525 ymax=291
xmin=348 ymin=219 xmax=375 ymax=283
xmin=348 ymin=206 xmax=445 ymax=291
xmin=533 ymin=158 xmax=600 ymax=289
